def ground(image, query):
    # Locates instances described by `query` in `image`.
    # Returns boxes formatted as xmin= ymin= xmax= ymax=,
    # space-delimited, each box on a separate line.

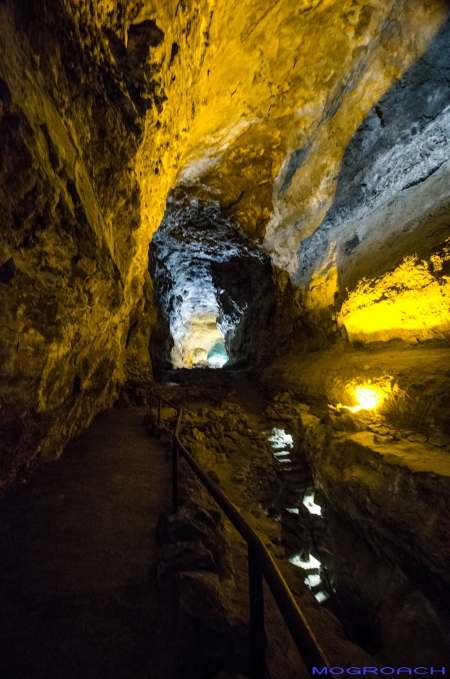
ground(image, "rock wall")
xmin=307 ymin=422 xmax=450 ymax=665
xmin=262 ymin=344 xmax=450 ymax=436
xmin=2 ymin=0 xmax=450 ymax=485
xmin=0 ymin=0 xmax=158 ymax=485
xmin=172 ymin=0 xmax=450 ymax=344
xmin=294 ymin=19 xmax=450 ymax=342
xmin=149 ymin=197 xmax=277 ymax=370
xmin=0 ymin=0 xmax=217 ymax=484
xmin=262 ymin=389 xmax=450 ymax=664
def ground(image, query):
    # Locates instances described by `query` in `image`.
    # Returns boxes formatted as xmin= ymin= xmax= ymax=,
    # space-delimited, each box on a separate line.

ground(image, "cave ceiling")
xmin=0 ymin=0 xmax=450 ymax=483
xmin=133 ymin=0 xmax=450 ymax=337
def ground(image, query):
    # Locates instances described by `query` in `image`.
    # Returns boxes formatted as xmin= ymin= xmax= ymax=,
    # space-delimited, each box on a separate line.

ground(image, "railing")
xmin=150 ymin=391 xmax=331 ymax=679
xmin=150 ymin=384 xmax=223 ymax=413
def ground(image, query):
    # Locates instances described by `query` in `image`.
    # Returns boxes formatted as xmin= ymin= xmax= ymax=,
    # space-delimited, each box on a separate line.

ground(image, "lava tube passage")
xmin=149 ymin=197 xmax=276 ymax=370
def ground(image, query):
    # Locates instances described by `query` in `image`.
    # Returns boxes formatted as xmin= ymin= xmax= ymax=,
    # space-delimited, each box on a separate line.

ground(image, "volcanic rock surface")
xmin=1 ymin=0 xmax=450 ymax=486
xmin=3 ymin=2 xmax=450 ymax=676
xmin=150 ymin=197 xmax=276 ymax=370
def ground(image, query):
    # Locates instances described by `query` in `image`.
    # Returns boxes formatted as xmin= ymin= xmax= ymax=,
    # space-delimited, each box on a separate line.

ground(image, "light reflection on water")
xmin=268 ymin=428 xmax=294 ymax=450
xmin=303 ymin=491 xmax=322 ymax=516
xmin=304 ymin=573 xmax=321 ymax=587
xmin=267 ymin=425 xmax=330 ymax=603
xmin=315 ymin=590 xmax=329 ymax=603
xmin=289 ymin=553 xmax=321 ymax=570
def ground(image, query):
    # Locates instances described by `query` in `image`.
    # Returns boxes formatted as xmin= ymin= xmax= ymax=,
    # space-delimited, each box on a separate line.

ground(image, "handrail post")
xmin=147 ymin=391 xmax=331 ymax=674
xmin=248 ymin=544 xmax=266 ymax=679
xmin=172 ymin=435 xmax=179 ymax=514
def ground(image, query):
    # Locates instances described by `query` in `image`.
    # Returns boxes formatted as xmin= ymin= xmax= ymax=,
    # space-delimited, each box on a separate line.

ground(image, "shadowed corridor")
xmin=0 ymin=408 xmax=182 ymax=679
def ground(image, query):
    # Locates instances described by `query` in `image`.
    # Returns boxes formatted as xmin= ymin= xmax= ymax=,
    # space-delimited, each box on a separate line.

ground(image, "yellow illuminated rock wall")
xmin=161 ymin=0 xmax=450 ymax=347
xmin=339 ymin=242 xmax=450 ymax=344
xmin=1 ymin=0 xmax=450 ymax=484
xmin=174 ymin=0 xmax=446 ymax=243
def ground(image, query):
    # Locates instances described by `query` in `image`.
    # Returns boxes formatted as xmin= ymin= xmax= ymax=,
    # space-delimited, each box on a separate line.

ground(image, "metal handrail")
xmin=150 ymin=383 xmax=223 ymax=413
xmin=150 ymin=390 xmax=187 ymax=418
xmin=150 ymin=392 xmax=331 ymax=679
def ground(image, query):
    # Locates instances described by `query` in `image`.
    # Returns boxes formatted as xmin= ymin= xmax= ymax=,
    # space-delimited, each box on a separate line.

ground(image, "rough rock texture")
xmin=2 ymin=0 xmax=450 ymax=484
xmin=150 ymin=197 xmax=277 ymax=370
xmin=0 ymin=0 xmax=224 ymax=483
xmin=0 ymin=0 xmax=148 ymax=486
xmin=322 ymin=508 xmax=450 ymax=665
xmin=262 ymin=344 xmax=450 ymax=436
xmin=156 ymin=540 xmax=217 ymax=590
xmin=149 ymin=401 xmax=373 ymax=676
xmin=176 ymin=0 xmax=446 ymax=242
xmin=176 ymin=571 xmax=251 ymax=679
xmin=313 ymin=430 xmax=450 ymax=593
xmin=295 ymin=18 xmax=450 ymax=282
xmin=290 ymin=18 xmax=450 ymax=341
xmin=260 ymin=389 xmax=450 ymax=664
xmin=172 ymin=2 xmax=450 ymax=345
xmin=303 ymin=419 xmax=450 ymax=664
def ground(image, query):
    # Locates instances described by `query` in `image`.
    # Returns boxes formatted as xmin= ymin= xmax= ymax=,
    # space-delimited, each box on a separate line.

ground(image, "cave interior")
xmin=1 ymin=0 xmax=450 ymax=676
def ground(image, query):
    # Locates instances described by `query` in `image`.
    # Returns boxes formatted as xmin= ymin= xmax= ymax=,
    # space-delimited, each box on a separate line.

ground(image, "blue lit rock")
xmin=149 ymin=197 xmax=276 ymax=370
xmin=1 ymin=0 xmax=450 ymax=484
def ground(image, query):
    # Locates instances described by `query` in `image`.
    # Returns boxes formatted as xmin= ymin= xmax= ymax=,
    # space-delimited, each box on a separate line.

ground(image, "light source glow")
xmin=337 ymin=380 xmax=390 ymax=413
xmin=208 ymin=354 xmax=228 ymax=367
xmin=354 ymin=385 xmax=383 ymax=410
xmin=207 ymin=341 xmax=229 ymax=367
xmin=171 ymin=312 xmax=229 ymax=369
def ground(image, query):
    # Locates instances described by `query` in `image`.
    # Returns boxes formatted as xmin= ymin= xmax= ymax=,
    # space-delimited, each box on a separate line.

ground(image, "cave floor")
xmin=0 ymin=408 xmax=182 ymax=679
xmin=156 ymin=369 xmax=450 ymax=668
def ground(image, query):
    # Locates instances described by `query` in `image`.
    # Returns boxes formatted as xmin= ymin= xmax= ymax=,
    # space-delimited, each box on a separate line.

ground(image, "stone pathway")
xmin=0 ymin=407 xmax=182 ymax=679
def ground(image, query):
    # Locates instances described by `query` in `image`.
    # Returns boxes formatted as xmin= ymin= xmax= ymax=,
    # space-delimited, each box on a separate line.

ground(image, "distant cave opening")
xmin=149 ymin=196 xmax=277 ymax=372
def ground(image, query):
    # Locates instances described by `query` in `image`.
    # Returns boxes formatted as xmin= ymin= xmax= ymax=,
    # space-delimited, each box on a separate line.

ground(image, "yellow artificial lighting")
xmin=337 ymin=380 xmax=391 ymax=413
xmin=354 ymin=386 xmax=383 ymax=410
xmin=338 ymin=244 xmax=450 ymax=344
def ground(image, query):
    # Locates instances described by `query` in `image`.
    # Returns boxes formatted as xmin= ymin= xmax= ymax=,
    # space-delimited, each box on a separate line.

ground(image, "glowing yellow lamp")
xmin=337 ymin=382 xmax=389 ymax=413
xmin=354 ymin=386 xmax=383 ymax=410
